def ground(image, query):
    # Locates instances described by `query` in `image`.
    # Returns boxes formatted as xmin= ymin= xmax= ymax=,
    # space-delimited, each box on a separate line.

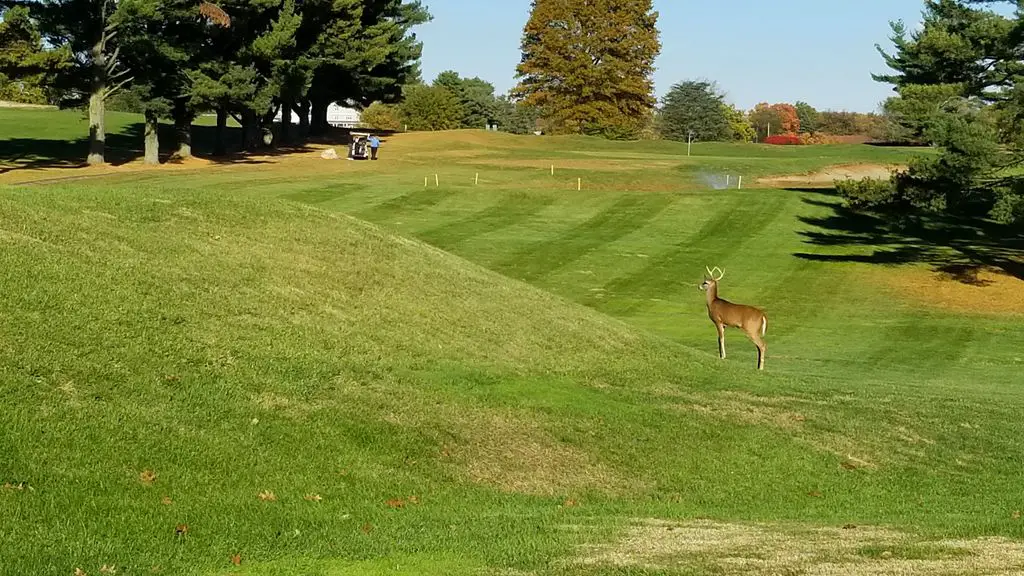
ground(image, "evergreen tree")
xmin=795 ymin=101 xmax=820 ymax=135
xmin=513 ymin=0 xmax=660 ymax=139
xmin=434 ymin=70 xmax=499 ymax=129
xmin=0 ymin=5 xmax=70 ymax=104
xmin=657 ymin=80 xmax=730 ymax=142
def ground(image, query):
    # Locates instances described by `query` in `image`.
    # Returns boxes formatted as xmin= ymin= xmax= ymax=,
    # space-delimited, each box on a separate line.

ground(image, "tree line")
xmin=653 ymin=80 xmax=885 ymax=144
xmin=0 ymin=0 xmax=429 ymax=165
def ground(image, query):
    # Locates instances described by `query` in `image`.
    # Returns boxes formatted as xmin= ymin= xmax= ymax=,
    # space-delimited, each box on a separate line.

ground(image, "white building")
xmin=274 ymin=103 xmax=362 ymax=128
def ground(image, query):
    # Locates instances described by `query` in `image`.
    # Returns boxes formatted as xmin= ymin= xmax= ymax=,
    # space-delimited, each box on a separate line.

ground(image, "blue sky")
xmin=413 ymin=0 xmax=934 ymax=113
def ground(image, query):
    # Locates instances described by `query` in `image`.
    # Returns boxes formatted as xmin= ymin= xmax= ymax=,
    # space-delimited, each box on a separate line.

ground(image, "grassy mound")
xmin=2 ymin=122 xmax=1023 ymax=575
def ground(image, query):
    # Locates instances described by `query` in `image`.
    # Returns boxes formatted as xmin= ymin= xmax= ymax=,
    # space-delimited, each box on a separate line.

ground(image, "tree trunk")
xmin=296 ymin=100 xmax=310 ymax=138
xmin=87 ymin=37 xmax=106 ymax=166
xmin=143 ymin=110 xmax=159 ymax=165
xmin=172 ymin=100 xmax=193 ymax=159
xmin=310 ymin=98 xmax=329 ymax=136
xmin=279 ymin=97 xmax=292 ymax=145
xmin=215 ymin=108 xmax=227 ymax=156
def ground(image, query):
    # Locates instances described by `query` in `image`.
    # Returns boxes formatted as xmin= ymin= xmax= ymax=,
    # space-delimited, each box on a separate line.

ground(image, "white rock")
xmin=320 ymin=148 xmax=339 ymax=160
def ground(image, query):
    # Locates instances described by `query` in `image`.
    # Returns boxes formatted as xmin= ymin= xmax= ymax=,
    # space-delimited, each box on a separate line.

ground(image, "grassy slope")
xmin=2 ymin=118 xmax=1023 ymax=575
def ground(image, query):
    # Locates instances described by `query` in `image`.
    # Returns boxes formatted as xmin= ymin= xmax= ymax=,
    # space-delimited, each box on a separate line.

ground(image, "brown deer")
xmin=699 ymin=266 xmax=768 ymax=370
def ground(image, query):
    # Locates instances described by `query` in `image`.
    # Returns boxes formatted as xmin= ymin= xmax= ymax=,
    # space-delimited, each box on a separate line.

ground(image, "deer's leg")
xmin=749 ymin=332 xmax=766 ymax=371
xmin=716 ymin=323 xmax=726 ymax=359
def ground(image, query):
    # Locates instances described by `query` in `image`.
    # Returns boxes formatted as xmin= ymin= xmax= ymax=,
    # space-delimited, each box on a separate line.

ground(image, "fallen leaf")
xmin=562 ymin=499 xmax=578 ymax=507
xmin=74 ymin=569 xmax=87 ymax=576
xmin=303 ymin=494 xmax=323 ymax=502
xmin=1013 ymin=510 xmax=1021 ymax=520
xmin=174 ymin=523 xmax=188 ymax=536
xmin=843 ymin=524 xmax=857 ymax=530
xmin=230 ymin=554 xmax=241 ymax=566
xmin=880 ymin=550 xmax=893 ymax=559
xmin=360 ymin=523 xmax=373 ymax=534
xmin=164 ymin=375 xmax=180 ymax=383
xmin=407 ymin=495 xmax=419 ymax=505
xmin=839 ymin=461 xmax=858 ymax=471
xmin=258 ymin=490 xmax=277 ymax=502
xmin=808 ymin=490 xmax=823 ymax=498
xmin=139 ymin=470 xmax=157 ymax=486
xmin=160 ymin=496 xmax=173 ymax=506
xmin=100 ymin=565 xmax=116 ymax=574
xmin=386 ymin=498 xmax=406 ymax=508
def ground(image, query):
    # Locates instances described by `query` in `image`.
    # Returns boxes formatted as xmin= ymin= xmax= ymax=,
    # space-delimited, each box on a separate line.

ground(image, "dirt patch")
xmin=869 ymin=265 xmax=1024 ymax=316
xmin=0 ymin=100 xmax=55 ymax=109
xmin=578 ymin=518 xmax=1024 ymax=575
xmin=757 ymin=163 xmax=904 ymax=188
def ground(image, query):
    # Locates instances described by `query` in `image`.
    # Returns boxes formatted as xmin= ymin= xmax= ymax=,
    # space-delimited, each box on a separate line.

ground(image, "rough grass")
xmin=2 ymin=114 xmax=1024 ymax=575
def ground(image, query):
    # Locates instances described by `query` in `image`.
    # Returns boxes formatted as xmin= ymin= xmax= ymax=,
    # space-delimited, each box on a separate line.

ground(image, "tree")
xmin=433 ymin=70 xmax=499 ymax=129
xmin=0 ymin=5 xmax=70 ymax=104
xmin=795 ymin=101 xmax=820 ymax=134
xmin=749 ymin=102 xmax=800 ymax=139
xmin=399 ymin=83 xmax=463 ymax=131
xmin=722 ymin=103 xmax=755 ymax=142
xmin=493 ymin=95 xmax=540 ymax=134
xmin=657 ymin=80 xmax=731 ymax=142
xmin=513 ymin=0 xmax=661 ymax=139
xmin=360 ymin=101 xmax=401 ymax=130
xmin=870 ymin=0 xmax=1024 ymax=225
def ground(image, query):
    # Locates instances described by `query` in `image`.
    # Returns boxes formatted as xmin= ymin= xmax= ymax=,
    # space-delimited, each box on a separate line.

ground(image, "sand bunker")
xmin=757 ymin=163 xmax=904 ymax=188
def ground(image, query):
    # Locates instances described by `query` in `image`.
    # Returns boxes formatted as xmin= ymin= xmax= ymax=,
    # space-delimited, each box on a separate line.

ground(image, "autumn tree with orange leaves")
xmin=749 ymin=102 xmax=801 ymax=139
xmin=513 ymin=0 xmax=661 ymax=139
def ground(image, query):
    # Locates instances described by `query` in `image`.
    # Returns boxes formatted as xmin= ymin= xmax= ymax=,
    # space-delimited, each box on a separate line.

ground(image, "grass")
xmin=2 ymin=109 xmax=1024 ymax=575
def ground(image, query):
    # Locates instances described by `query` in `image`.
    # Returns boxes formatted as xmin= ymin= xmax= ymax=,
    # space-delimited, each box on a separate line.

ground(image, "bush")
xmin=799 ymin=133 xmax=842 ymax=145
xmin=360 ymin=102 xmax=402 ymax=131
xmin=835 ymin=176 xmax=898 ymax=209
xmin=763 ymin=134 xmax=801 ymax=145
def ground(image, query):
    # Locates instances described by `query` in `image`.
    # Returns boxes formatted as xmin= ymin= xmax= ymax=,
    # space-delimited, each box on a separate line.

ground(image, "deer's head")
xmin=699 ymin=266 xmax=724 ymax=292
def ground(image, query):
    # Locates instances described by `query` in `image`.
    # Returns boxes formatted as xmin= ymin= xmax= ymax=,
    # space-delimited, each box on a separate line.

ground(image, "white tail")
xmin=699 ymin=266 xmax=769 ymax=370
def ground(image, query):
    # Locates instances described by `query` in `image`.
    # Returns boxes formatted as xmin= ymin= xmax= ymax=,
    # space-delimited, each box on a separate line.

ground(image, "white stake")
xmin=435 ymin=174 xmax=439 ymax=187
xmin=475 ymin=173 xmax=479 ymax=185
xmin=551 ymin=164 xmax=554 ymax=176
xmin=577 ymin=177 xmax=581 ymax=191
xmin=726 ymin=175 xmax=730 ymax=188
xmin=424 ymin=176 xmax=428 ymax=187
xmin=738 ymin=176 xmax=743 ymax=189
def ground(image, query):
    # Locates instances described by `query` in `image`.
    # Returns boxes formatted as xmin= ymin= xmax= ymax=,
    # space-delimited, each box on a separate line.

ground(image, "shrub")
xmin=799 ymin=133 xmax=842 ymax=145
xmin=835 ymin=176 xmax=898 ymax=209
xmin=763 ymin=134 xmax=801 ymax=145
xmin=360 ymin=102 xmax=402 ymax=131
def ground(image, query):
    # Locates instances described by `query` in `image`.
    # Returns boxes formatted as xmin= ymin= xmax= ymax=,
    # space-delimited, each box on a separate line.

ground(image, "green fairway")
xmin=2 ymin=117 xmax=1024 ymax=576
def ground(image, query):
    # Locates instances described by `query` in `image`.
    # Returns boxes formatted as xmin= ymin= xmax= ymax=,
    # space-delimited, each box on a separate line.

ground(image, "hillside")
xmin=2 ymin=121 xmax=1024 ymax=575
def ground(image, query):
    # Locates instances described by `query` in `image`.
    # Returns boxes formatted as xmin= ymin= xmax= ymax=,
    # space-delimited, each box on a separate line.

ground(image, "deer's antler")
xmin=711 ymin=267 xmax=725 ymax=281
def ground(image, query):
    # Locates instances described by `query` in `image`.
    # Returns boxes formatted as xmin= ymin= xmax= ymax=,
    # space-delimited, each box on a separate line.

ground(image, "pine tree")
xmin=513 ymin=0 xmax=660 ymax=139
xmin=0 ymin=5 xmax=71 ymax=104
xmin=657 ymin=80 xmax=731 ymax=142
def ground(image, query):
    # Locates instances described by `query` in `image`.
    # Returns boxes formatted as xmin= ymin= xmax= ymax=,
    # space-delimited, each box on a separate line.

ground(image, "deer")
xmin=699 ymin=266 xmax=768 ymax=370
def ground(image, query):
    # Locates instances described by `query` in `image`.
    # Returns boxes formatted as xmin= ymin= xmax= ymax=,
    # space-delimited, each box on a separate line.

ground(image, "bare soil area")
xmin=757 ymin=163 xmax=904 ymax=188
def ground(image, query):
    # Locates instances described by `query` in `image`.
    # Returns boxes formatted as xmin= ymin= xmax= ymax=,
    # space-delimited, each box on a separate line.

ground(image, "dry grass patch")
xmin=578 ymin=518 xmax=1024 ymax=575
xmin=671 ymin=391 xmax=942 ymax=470
xmin=868 ymin=265 xmax=1024 ymax=316
xmin=479 ymin=158 xmax=680 ymax=172
xmin=443 ymin=411 xmax=636 ymax=497
xmin=756 ymin=163 xmax=904 ymax=188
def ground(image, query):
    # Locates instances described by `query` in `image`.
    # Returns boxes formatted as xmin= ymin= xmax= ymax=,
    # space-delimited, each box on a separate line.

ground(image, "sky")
xmin=413 ymin=0 xmax=936 ymax=113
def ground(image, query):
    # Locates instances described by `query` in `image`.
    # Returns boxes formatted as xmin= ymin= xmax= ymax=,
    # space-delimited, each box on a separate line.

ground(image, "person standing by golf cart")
xmin=368 ymin=134 xmax=381 ymax=160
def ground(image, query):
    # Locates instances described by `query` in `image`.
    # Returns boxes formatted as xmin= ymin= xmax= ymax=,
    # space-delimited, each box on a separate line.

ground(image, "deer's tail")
xmin=761 ymin=315 xmax=767 ymax=337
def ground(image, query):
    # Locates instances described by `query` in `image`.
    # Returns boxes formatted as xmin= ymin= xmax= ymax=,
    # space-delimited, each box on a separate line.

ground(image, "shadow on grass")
xmin=0 ymin=121 xmax=396 ymax=175
xmin=791 ymin=188 xmax=1024 ymax=284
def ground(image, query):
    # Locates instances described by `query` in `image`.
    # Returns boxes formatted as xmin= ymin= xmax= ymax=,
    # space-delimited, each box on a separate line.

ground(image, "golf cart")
xmin=348 ymin=131 xmax=371 ymax=160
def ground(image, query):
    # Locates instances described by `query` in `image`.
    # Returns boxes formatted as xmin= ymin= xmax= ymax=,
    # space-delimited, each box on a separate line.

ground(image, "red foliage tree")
xmin=749 ymin=102 xmax=801 ymax=139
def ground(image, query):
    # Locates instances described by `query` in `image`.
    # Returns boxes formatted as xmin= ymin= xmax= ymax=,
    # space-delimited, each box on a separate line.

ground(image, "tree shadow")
xmin=0 ymin=120 xmax=388 ymax=174
xmin=791 ymin=188 xmax=1024 ymax=284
